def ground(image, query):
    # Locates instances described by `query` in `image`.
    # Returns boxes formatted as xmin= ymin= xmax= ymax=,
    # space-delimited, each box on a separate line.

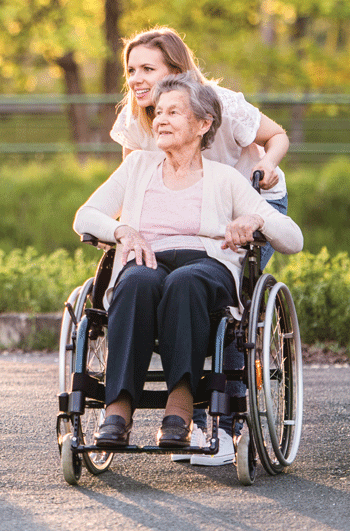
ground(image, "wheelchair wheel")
xmin=248 ymin=274 xmax=303 ymax=475
xmin=236 ymin=432 xmax=256 ymax=486
xmin=262 ymin=281 xmax=303 ymax=466
xmin=59 ymin=278 xmax=94 ymax=395
xmin=80 ymin=327 xmax=114 ymax=475
xmin=59 ymin=277 xmax=113 ymax=475
xmin=61 ymin=433 xmax=82 ymax=485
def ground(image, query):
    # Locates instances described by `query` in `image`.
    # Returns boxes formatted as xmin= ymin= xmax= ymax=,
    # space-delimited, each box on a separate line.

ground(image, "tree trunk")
xmin=55 ymin=52 xmax=90 ymax=146
xmin=289 ymin=16 xmax=310 ymax=146
xmin=100 ymin=0 xmax=123 ymax=148
xmin=260 ymin=0 xmax=276 ymax=46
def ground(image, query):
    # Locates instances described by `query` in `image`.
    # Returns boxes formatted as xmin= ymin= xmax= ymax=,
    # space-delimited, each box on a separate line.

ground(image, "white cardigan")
xmin=73 ymin=151 xmax=303 ymax=315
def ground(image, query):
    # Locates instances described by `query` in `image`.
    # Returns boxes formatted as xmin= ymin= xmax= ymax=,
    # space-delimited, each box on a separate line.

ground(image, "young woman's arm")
xmin=252 ymin=113 xmax=289 ymax=190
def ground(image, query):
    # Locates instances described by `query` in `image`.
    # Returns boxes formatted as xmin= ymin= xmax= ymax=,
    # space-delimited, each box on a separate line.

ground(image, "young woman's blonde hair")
xmin=120 ymin=26 xmax=208 ymax=133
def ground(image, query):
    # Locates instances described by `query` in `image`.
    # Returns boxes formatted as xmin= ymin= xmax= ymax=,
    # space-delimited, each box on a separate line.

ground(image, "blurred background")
xmin=1 ymin=0 xmax=350 ymax=348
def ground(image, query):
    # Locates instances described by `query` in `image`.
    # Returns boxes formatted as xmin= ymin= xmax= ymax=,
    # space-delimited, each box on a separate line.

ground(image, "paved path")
xmin=0 ymin=352 xmax=349 ymax=531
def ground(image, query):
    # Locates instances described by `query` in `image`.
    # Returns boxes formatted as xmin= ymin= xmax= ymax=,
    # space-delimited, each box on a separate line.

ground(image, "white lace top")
xmin=110 ymin=85 xmax=287 ymax=200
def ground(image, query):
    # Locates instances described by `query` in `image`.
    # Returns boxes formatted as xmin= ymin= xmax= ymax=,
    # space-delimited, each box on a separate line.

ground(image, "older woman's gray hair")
xmin=152 ymin=72 xmax=222 ymax=150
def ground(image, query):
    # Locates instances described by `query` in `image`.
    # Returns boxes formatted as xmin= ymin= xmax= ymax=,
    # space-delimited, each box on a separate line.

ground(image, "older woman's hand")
xmin=222 ymin=214 xmax=264 ymax=252
xmin=115 ymin=226 xmax=157 ymax=269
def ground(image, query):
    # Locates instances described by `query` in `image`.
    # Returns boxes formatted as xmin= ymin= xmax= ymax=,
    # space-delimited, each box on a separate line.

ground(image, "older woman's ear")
xmin=200 ymin=115 xmax=213 ymax=136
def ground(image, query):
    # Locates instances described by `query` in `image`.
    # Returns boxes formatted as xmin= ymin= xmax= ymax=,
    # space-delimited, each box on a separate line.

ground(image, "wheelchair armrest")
xmin=81 ymin=233 xmax=116 ymax=249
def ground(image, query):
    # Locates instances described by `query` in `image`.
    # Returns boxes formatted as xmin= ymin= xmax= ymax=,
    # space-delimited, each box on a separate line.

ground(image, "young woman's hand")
xmin=251 ymin=160 xmax=279 ymax=190
xmin=115 ymin=226 xmax=157 ymax=269
xmin=253 ymin=113 xmax=289 ymax=190
xmin=222 ymin=214 xmax=264 ymax=252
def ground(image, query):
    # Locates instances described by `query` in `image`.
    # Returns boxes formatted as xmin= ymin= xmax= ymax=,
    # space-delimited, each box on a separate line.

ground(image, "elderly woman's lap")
xmin=111 ymin=250 xmax=236 ymax=312
xmin=106 ymin=250 xmax=237 ymax=406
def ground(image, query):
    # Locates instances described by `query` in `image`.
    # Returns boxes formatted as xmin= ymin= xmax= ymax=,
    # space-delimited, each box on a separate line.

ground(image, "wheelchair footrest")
xmin=73 ymin=443 xmax=220 ymax=455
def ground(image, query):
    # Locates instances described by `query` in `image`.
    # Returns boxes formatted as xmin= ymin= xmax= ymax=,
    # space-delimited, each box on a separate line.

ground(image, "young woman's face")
xmin=127 ymin=45 xmax=172 ymax=108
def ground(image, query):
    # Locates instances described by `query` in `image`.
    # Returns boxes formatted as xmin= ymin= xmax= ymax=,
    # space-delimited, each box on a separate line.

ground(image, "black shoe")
xmin=157 ymin=415 xmax=193 ymax=448
xmin=94 ymin=415 xmax=132 ymax=447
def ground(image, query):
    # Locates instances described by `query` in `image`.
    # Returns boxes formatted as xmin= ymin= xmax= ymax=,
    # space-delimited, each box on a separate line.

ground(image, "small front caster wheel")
xmin=236 ymin=433 xmax=256 ymax=486
xmin=61 ymin=433 xmax=82 ymax=485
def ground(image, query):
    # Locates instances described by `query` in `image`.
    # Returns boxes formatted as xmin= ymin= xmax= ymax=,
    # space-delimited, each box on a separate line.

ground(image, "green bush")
xmin=1 ymin=244 xmax=349 ymax=349
xmin=287 ymin=155 xmax=350 ymax=256
xmin=0 ymin=247 xmax=97 ymax=313
xmin=0 ymin=154 xmax=119 ymax=256
xmin=267 ymin=247 xmax=350 ymax=347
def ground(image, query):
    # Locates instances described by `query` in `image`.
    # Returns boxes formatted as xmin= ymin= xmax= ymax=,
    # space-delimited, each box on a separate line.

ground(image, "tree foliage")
xmin=1 ymin=0 xmax=350 ymax=147
xmin=1 ymin=0 xmax=350 ymax=95
xmin=0 ymin=0 xmax=107 ymax=93
xmin=118 ymin=0 xmax=350 ymax=93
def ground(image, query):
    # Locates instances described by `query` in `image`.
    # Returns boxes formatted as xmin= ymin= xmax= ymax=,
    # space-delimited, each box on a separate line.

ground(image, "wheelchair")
xmin=57 ymin=222 xmax=303 ymax=486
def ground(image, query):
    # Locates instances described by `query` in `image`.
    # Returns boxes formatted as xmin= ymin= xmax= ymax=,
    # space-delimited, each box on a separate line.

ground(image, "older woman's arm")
xmin=73 ymin=180 xmax=125 ymax=244
xmin=73 ymin=156 xmax=132 ymax=243
xmin=73 ymin=152 xmax=157 ymax=269
xmin=224 ymin=172 xmax=303 ymax=254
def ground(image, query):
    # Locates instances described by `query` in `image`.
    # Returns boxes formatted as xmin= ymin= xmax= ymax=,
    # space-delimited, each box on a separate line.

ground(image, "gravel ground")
xmin=0 ymin=349 xmax=349 ymax=531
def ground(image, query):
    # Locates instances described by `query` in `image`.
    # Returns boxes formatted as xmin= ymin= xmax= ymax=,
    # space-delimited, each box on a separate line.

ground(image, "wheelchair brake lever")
xmin=65 ymin=302 xmax=78 ymax=326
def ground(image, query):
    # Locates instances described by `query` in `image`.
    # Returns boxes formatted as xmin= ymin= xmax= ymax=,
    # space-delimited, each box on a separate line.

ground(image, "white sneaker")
xmin=171 ymin=423 xmax=207 ymax=462
xmin=190 ymin=428 xmax=235 ymax=466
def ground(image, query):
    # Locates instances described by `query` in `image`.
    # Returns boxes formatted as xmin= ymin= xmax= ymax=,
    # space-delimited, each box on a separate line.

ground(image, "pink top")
xmin=139 ymin=162 xmax=205 ymax=252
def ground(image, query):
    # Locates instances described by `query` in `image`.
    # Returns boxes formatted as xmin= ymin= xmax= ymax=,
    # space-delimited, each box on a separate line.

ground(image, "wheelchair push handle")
xmin=252 ymin=170 xmax=264 ymax=194
xmin=249 ymin=170 xmax=265 ymax=244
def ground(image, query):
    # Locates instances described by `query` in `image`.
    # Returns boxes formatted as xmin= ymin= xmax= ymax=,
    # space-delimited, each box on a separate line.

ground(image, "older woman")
xmin=112 ymin=26 xmax=291 ymax=464
xmin=73 ymin=73 xmax=303 ymax=448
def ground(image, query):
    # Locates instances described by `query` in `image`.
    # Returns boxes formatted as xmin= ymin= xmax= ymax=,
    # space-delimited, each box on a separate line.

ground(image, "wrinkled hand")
xmin=222 ymin=214 xmax=264 ymax=252
xmin=251 ymin=161 xmax=279 ymax=190
xmin=115 ymin=226 xmax=157 ymax=269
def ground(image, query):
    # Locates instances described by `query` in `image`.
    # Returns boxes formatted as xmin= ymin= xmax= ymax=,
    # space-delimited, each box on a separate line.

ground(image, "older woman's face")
xmin=127 ymin=46 xmax=172 ymax=108
xmin=153 ymin=90 xmax=205 ymax=152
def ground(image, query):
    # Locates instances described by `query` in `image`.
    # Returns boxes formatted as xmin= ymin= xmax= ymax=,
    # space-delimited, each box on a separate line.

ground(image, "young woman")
xmin=111 ymin=27 xmax=289 ymax=244
xmin=109 ymin=27 xmax=290 ymax=464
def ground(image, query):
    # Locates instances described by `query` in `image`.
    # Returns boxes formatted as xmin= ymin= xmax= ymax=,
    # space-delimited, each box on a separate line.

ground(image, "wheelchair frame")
xmin=57 ymin=229 xmax=303 ymax=486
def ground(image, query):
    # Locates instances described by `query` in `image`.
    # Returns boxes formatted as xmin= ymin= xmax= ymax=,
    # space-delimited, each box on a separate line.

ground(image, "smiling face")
xmin=153 ymin=90 xmax=209 ymax=153
xmin=127 ymin=45 xmax=173 ymax=108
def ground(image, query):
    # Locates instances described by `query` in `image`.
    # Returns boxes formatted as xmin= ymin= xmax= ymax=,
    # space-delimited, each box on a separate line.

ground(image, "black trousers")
xmin=106 ymin=249 xmax=236 ymax=410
